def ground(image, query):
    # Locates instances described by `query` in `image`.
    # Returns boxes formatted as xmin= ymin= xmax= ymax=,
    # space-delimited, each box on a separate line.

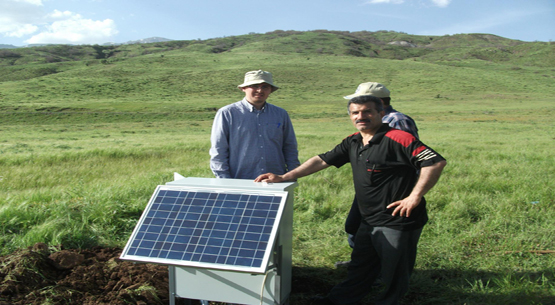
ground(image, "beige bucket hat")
xmin=343 ymin=82 xmax=390 ymax=99
xmin=237 ymin=70 xmax=279 ymax=92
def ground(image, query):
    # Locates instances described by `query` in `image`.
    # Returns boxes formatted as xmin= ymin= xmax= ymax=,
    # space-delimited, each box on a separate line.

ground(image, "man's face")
xmin=241 ymin=83 xmax=273 ymax=105
xmin=349 ymin=102 xmax=384 ymax=132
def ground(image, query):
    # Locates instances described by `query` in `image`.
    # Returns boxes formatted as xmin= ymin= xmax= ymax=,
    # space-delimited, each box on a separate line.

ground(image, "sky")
xmin=1 ymin=0 xmax=553 ymax=46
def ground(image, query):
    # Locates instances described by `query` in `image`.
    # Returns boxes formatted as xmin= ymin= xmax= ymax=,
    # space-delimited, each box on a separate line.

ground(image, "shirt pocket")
xmin=264 ymin=121 xmax=284 ymax=143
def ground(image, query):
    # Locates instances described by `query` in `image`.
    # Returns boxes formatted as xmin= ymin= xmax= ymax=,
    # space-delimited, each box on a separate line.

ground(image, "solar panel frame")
xmin=120 ymin=185 xmax=289 ymax=274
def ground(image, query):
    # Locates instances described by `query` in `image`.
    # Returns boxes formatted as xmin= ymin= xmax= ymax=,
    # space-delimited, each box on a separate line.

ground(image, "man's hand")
xmin=387 ymin=195 xmax=422 ymax=217
xmin=254 ymin=156 xmax=330 ymax=183
xmin=254 ymin=173 xmax=284 ymax=183
xmin=387 ymin=160 xmax=446 ymax=217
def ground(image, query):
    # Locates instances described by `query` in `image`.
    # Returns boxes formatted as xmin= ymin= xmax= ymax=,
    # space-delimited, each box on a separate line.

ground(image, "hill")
xmin=0 ymin=29 xmax=553 ymax=126
xmin=1 ymin=30 xmax=553 ymax=69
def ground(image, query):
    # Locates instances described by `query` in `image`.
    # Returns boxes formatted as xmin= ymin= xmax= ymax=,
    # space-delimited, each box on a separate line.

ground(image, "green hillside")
xmin=2 ymin=30 xmax=553 ymax=67
xmin=0 ymin=30 xmax=553 ymax=126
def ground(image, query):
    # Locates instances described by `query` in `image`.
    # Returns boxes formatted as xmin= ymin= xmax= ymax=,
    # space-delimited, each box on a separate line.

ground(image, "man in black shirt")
xmin=255 ymin=95 xmax=447 ymax=305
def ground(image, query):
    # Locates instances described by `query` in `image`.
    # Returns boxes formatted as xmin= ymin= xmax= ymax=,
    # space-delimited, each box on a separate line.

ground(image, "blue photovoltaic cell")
xmin=123 ymin=188 xmax=284 ymax=270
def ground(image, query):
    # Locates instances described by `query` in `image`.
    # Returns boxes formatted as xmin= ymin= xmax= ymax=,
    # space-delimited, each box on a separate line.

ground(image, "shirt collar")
xmin=369 ymin=124 xmax=390 ymax=144
xmin=350 ymin=132 xmax=363 ymax=142
xmin=241 ymin=98 xmax=266 ymax=113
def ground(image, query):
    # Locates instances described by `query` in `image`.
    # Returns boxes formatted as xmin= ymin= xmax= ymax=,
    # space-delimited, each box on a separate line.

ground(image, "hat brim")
xmin=343 ymin=93 xmax=364 ymax=99
xmin=238 ymin=81 xmax=279 ymax=92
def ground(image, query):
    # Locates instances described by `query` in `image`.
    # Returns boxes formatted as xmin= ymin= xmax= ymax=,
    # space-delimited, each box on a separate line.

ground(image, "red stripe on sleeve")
xmin=412 ymin=146 xmax=426 ymax=157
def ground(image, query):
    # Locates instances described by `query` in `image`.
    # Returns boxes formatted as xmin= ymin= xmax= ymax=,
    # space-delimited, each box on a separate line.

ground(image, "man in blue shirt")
xmin=203 ymin=71 xmax=299 ymax=305
xmin=210 ymin=70 xmax=300 ymax=179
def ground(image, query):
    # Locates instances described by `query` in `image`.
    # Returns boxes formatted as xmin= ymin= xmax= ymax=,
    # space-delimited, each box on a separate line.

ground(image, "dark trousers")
xmin=329 ymin=223 xmax=422 ymax=305
xmin=345 ymin=197 xmax=362 ymax=236
xmin=345 ymin=197 xmax=362 ymax=248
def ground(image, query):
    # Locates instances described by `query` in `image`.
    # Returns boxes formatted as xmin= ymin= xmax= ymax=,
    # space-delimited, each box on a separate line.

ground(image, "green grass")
xmin=2 ymin=106 xmax=553 ymax=303
xmin=1 ymin=33 xmax=554 ymax=304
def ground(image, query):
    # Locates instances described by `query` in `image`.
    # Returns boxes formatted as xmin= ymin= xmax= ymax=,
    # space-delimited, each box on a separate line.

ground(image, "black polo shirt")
xmin=319 ymin=124 xmax=446 ymax=231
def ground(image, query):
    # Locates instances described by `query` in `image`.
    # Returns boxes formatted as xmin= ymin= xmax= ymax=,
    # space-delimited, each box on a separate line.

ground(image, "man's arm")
xmin=282 ymin=115 xmax=301 ymax=171
xmin=387 ymin=160 xmax=447 ymax=217
xmin=209 ymin=111 xmax=231 ymax=178
xmin=254 ymin=155 xmax=330 ymax=183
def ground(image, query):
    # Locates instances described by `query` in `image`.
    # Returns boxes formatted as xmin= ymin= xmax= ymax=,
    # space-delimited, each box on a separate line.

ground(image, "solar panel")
xmin=121 ymin=185 xmax=289 ymax=274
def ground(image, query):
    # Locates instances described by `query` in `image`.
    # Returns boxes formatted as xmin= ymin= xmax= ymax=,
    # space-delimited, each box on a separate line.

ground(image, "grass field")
xmin=1 ymin=34 xmax=554 ymax=304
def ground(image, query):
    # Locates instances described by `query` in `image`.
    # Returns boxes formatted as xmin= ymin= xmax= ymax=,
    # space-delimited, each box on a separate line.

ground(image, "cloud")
xmin=430 ymin=0 xmax=451 ymax=8
xmin=25 ymin=12 xmax=118 ymax=44
xmin=1 ymin=0 xmax=117 ymax=45
xmin=0 ymin=0 xmax=44 ymax=37
xmin=48 ymin=10 xmax=74 ymax=19
xmin=5 ymin=24 xmax=39 ymax=38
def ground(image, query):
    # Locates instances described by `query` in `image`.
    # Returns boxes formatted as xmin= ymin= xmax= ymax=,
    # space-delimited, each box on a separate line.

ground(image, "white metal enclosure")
xmin=121 ymin=175 xmax=297 ymax=305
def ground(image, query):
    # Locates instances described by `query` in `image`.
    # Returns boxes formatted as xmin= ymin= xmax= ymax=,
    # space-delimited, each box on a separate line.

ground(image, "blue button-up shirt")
xmin=209 ymin=98 xmax=300 ymax=179
xmin=382 ymin=105 xmax=419 ymax=139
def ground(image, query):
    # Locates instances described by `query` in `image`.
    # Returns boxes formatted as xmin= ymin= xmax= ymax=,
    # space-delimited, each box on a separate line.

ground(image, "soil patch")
xmin=0 ymin=243 xmax=322 ymax=305
xmin=0 ymin=243 xmax=171 ymax=304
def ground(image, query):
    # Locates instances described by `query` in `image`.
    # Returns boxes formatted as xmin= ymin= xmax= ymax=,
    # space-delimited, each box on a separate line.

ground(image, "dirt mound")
xmin=0 ymin=243 xmax=328 ymax=304
xmin=0 ymin=243 xmax=170 ymax=305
